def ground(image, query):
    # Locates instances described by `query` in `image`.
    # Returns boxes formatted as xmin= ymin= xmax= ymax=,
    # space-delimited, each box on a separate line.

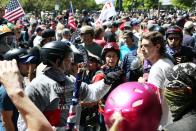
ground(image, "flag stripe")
xmin=4 ymin=8 xmax=24 ymax=19
xmin=8 ymin=12 xmax=25 ymax=22
xmin=4 ymin=7 xmax=22 ymax=16
xmin=5 ymin=9 xmax=24 ymax=19
xmin=3 ymin=0 xmax=25 ymax=22
xmin=68 ymin=1 xmax=77 ymax=30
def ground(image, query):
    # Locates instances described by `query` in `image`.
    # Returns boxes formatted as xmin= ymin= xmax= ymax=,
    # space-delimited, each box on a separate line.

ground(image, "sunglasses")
xmin=168 ymin=37 xmax=180 ymax=40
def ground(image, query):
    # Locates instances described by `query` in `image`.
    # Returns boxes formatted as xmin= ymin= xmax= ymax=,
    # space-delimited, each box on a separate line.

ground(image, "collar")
xmin=43 ymin=66 xmax=67 ymax=86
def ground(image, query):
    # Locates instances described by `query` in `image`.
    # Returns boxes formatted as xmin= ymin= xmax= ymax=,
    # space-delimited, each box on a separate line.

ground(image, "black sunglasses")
xmin=168 ymin=37 xmax=180 ymax=40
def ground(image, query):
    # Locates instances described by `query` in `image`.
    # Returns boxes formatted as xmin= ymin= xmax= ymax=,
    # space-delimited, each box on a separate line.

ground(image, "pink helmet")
xmin=104 ymin=82 xmax=162 ymax=131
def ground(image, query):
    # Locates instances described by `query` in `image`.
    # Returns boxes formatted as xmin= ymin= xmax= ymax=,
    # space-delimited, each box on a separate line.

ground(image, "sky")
xmin=160 ymin=0 xmax=172 ymax=5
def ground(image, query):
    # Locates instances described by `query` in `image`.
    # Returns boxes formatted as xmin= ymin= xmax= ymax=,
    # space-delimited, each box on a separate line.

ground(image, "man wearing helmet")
xmin=79 ymin=9 xmax=93 ymax=27
xmin=149 ymin=25 xmax=165 ymax=36
xmin=31 ymin=29 xmax=56 ymax=77
xmin=17 ymin=41 xmax=121 ymax=130
xmin=175 ymin=16 xmax=186 ymax=29
xmin=0 ymin=48 xmax=35 ymax=131
xmin=165 ymin=25 xmax=196 ymax=64
xmin=0 ymin=24 xmax=16 ymax=58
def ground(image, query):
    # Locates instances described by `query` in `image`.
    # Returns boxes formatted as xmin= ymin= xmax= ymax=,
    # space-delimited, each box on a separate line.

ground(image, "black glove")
xmin=104 ymin=70 xmax=123 ymax=85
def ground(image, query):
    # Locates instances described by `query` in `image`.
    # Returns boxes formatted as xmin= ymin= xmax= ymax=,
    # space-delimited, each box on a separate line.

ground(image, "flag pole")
xmin=69 ymin=0 xmax=74 ymax=15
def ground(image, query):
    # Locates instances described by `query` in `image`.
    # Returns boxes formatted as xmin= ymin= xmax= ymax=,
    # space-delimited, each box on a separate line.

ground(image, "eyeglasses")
xmin=168 ymin=37 xmax=180 ymax=40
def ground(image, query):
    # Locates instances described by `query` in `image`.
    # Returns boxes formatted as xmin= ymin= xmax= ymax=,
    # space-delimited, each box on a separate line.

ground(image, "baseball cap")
xmin=124 ymin=21 xmax=132 ymax=28
xmin=184 ymin=21 xmax=194 ymax=29
xmin=131 ymin=18 xmax=141 ymax=26
xmin=80 ymin=25 xmax=94 ymax=35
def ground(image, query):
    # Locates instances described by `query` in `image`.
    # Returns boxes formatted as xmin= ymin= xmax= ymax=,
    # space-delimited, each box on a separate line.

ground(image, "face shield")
xmin=0 ymin=34 xmax=17 ymax=47
xmin=0 ymin=34 xmax=17 ymax=54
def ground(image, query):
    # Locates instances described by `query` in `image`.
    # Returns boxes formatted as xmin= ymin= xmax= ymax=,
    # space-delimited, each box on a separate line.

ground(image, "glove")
xmin=104 ymin=70 xmax=123 ymax=85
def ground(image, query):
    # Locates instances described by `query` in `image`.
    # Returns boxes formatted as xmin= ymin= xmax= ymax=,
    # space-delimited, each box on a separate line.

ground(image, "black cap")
xmin=36 ymin=27 xmax=43 ymax=33
xmin=42 ymin=29 xmax=55 ymax=39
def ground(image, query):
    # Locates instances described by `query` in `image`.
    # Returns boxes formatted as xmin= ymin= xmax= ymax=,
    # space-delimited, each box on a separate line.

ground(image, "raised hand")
xmin=0 ymin=59 xmax=23 ymax=94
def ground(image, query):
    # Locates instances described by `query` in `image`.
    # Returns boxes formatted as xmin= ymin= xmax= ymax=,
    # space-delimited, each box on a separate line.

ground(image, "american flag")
xmin=3 ymin=0 xmax=25 ymax=22
xmin=68 ymin=1 xmax=77 ymax=31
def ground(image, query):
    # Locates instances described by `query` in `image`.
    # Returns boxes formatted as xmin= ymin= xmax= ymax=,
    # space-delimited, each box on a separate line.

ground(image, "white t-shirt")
xmin=148 ymin=58 xmax=174 ymax=89
xmin=33 ymin=35 xmax=42 ymax=47
xmin=36 ymin=62 xmax=47 ymax=76
xmin=147 ymin=58 xmax=174 ymax=129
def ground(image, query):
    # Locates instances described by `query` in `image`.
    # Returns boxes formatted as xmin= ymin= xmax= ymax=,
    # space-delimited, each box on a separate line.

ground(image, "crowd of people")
xmin=0 ymin=4 xmax=196 ymax=131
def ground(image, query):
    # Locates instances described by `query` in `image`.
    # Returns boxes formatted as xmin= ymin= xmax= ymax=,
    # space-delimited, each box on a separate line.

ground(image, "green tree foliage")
xmin=21 ymin=0 xmax=56 ymax=13
xmin=143 ymin=0 xmax=159 ymax=9
xmin=72 ymin=0 xmax=102 ymax=11
xmin=1 ymin=0 xmax=101 ymax=14
xmin=0 ymin=0 xmax=9 ymax=7
xmin=171 ymin=0 xmax=194 ymax=10
xmin=122 ymin=0 xmax=159 ymax=11
xmin=122 ymin=0 xmax=132 ymax=11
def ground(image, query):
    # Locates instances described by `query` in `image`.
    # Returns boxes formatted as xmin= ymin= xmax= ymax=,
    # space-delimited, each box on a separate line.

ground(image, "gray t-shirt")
xmin=83 ymin=42 xmax=102 ymax=58
xmin=17 ymin=67 xmax=110 ymax=130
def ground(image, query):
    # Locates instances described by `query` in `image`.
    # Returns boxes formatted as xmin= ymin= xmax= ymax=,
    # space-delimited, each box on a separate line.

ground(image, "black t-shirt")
xmin=166 ymin=45 xmax=196 ymax=65
xmin=174 ymin=46 xmax=196 ymax=64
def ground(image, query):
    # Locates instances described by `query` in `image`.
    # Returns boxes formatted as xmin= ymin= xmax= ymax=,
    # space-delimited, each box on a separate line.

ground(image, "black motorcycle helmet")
xmin=152 ymin=26 xmax=165 ymax=36
xmin=183 ymin=13 xmax=189 ymax=20
xmin=40 ymin=41 xmax=73 ymax=66
xmin=176 ymin=16 xmax=186 ymax=28
xmin=82 ymin=9 xmax=88 ymax=16
xmin=129 ymin=56 xmax=143 ymax=81
xmin=3 ymin=48 xmax=33 ymax=63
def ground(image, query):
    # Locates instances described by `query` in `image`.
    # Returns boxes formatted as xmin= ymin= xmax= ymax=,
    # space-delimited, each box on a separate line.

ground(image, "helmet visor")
xmin=0 ymin=35 xmax=16 ymax=48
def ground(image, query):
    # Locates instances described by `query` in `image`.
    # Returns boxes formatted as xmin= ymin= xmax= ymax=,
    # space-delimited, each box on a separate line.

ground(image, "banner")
xmin=95 ymin=0 xmax=114 ymax=4
xmin=95 ymin=2 xmax=116 ymax=27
